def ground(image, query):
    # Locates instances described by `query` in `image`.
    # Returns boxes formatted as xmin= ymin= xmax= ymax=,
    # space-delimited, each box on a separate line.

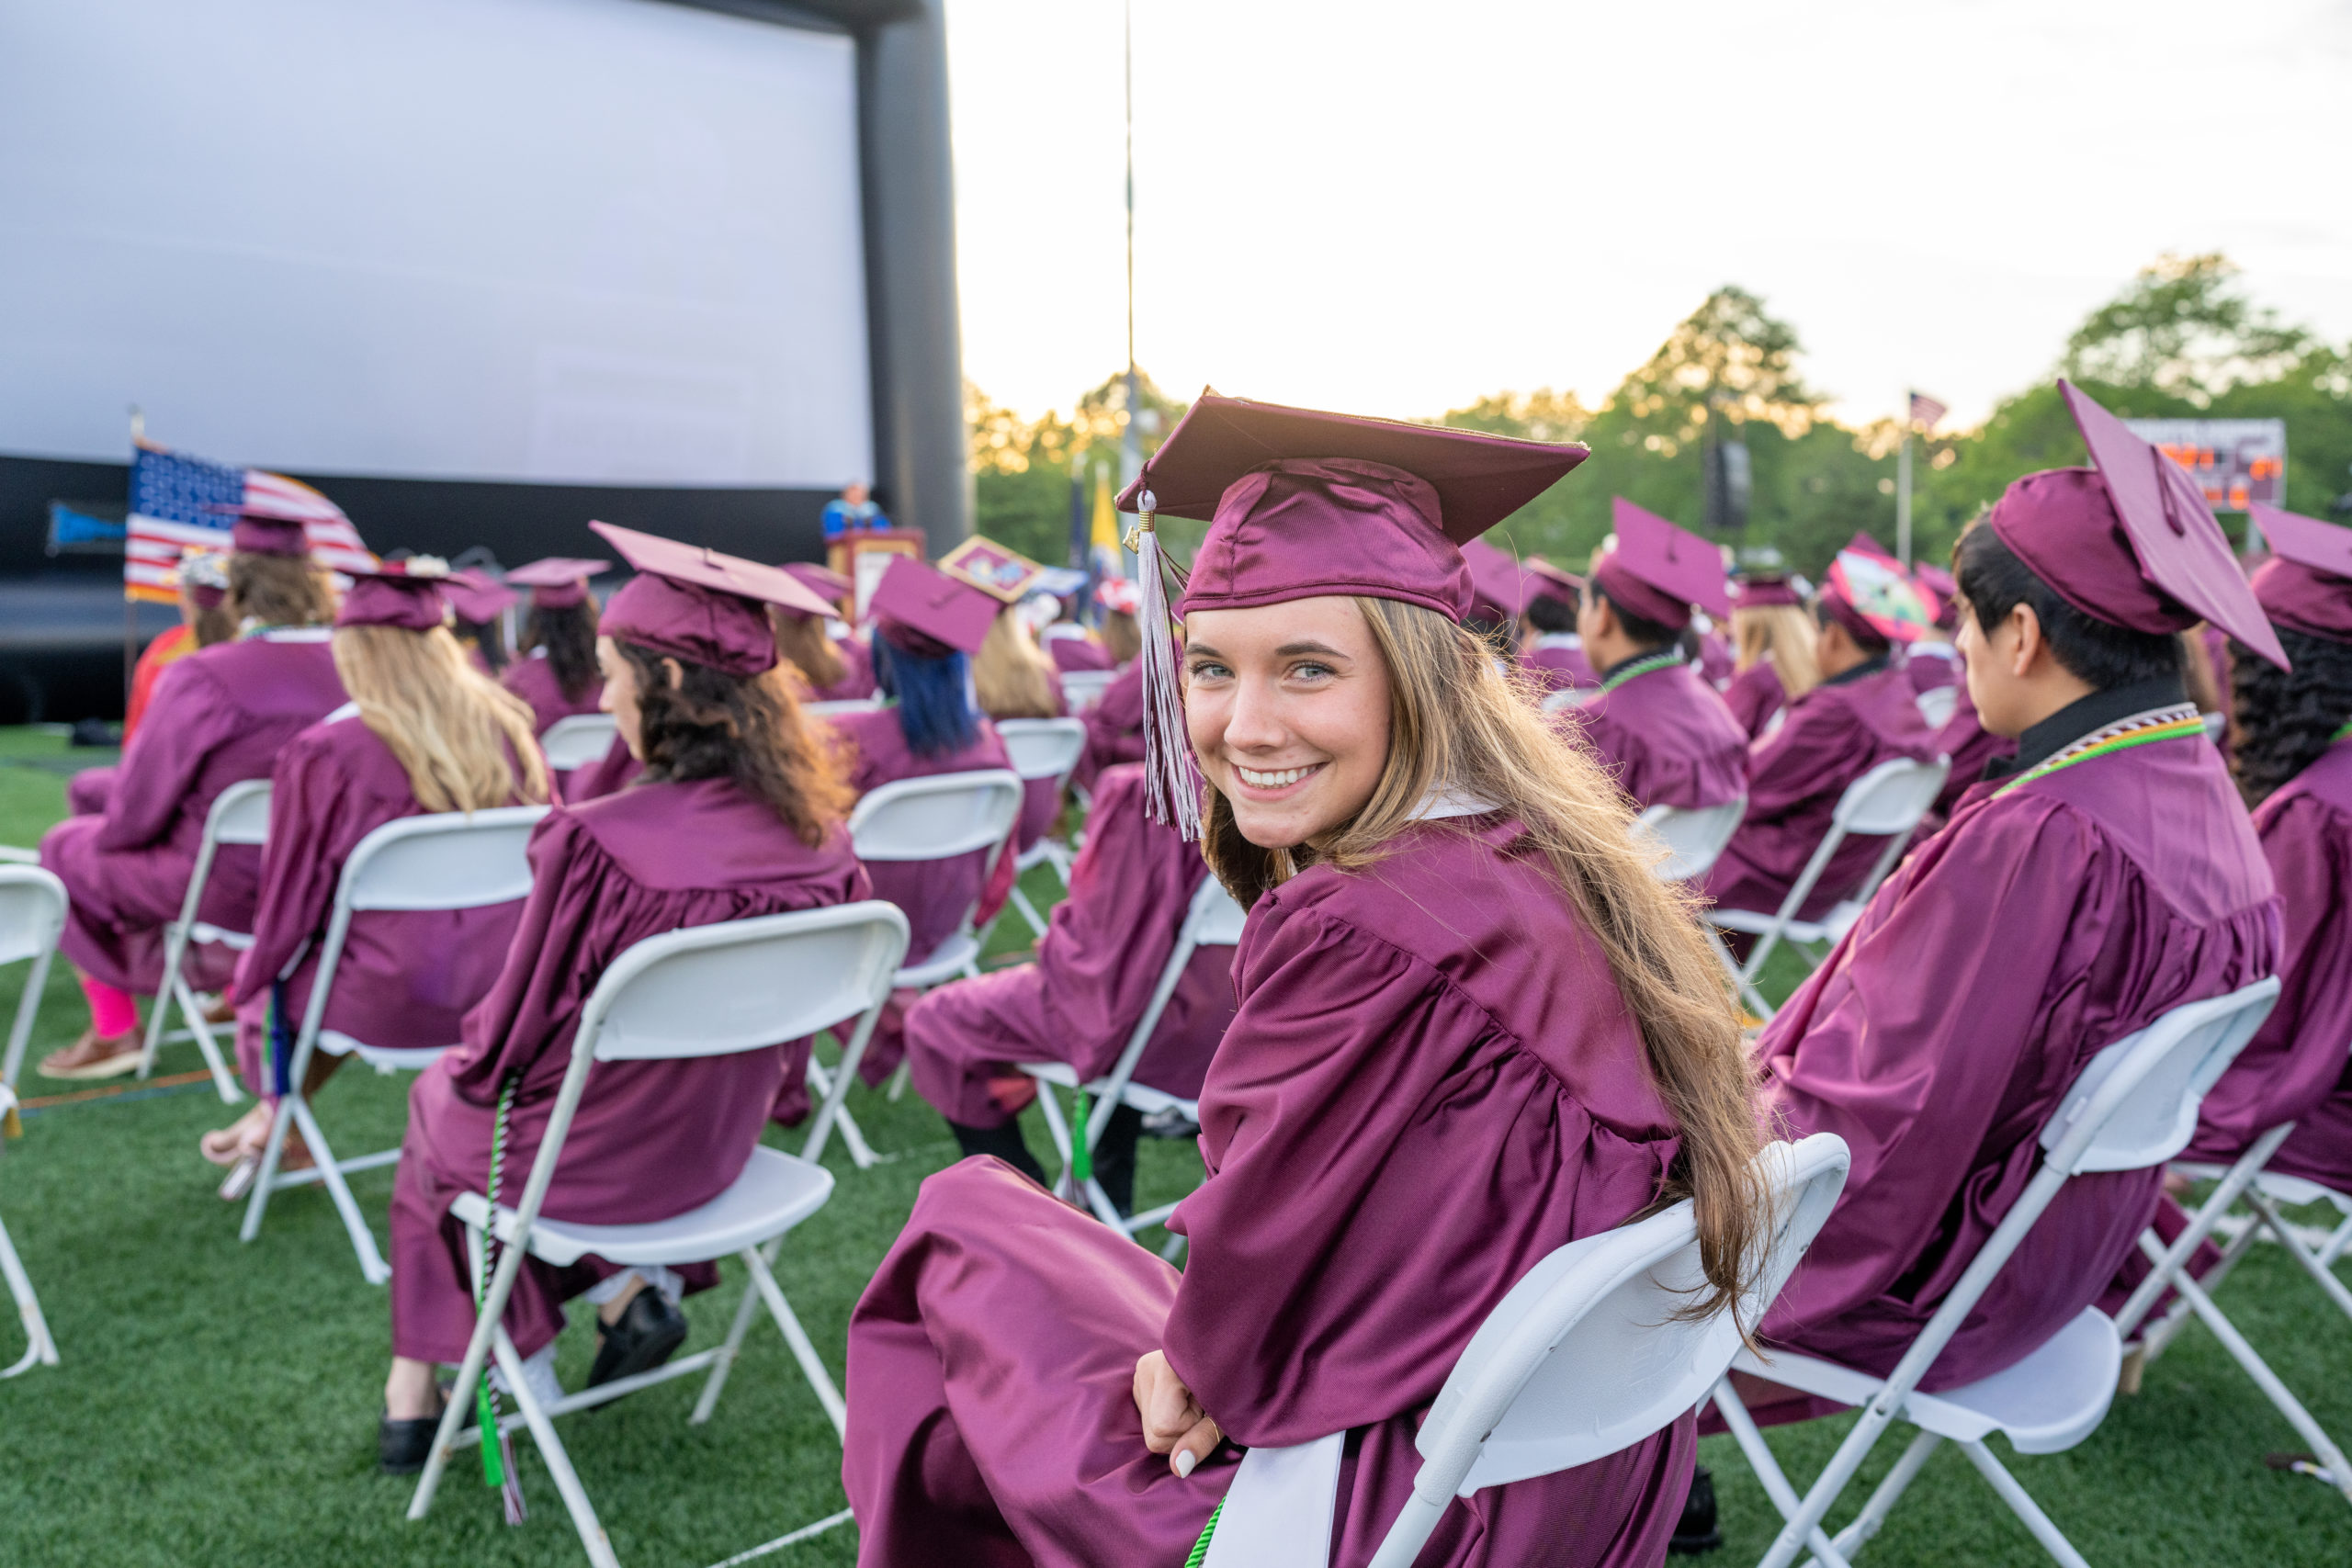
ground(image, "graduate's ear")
xmin=2005 ymin=602 xmax=2044 ymax=679
xmin=660 ymin=656 xmax=684 ymax=691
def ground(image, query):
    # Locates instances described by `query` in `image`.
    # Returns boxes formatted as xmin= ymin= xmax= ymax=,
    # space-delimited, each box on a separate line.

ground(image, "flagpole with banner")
xmin=1896 ymin=390 xmax=1947 ymax=570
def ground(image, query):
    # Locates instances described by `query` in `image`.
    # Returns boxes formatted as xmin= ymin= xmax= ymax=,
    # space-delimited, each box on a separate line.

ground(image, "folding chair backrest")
xmin=582 ymin=902 xmax=911 ymax=1063
xmin=1409 ymin=1134 xmax=1851 ymax=1500
xmin=1915 ymin=685 xmax=1958 ymax=731
xmin=0 ymin=867 xmax=66 ymax=967
xmin=995 ymin=717 xmax=1089 ymax=784
xmin=1633 ymin=798 xmax=1747 ymax=884
xmin=806 ymin=697 xmax=886 ymax=717
xmin=2040 ymin=977 xmax=2280 ymax=1176
xmin=537 ymin=713 xmax=618 ymax=771
xmin=1059 ymin=670 xmax=1117 ymax=711
xmin=848 ymin=770 xmax=1024 ymax=863
xmin=340 ymin=807 xmax=549 ymax=914
xmin=209 ymin=779 xmax=274 ymax=848
xmin=1186 ymin=876 xmax=1250 ymax=949
xmin=1829 ymin=757 xmax=1949 ymax=837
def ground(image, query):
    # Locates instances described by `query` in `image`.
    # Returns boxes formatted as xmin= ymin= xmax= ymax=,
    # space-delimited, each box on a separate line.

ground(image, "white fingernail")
xmin=1172 ymin=1450 xmax=1196 ymax=1479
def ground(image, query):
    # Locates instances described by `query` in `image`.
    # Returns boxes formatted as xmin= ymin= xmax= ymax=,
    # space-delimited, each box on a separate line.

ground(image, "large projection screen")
xmin=0 ymin=0 xmax=872 ymax=491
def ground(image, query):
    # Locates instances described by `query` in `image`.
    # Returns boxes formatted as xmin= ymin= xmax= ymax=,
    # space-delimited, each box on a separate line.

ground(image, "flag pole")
xmin=124 ymin=404 xmax=145 ymax=712
xmin=1120 ymin=0 xmax=1139 ymax=496
xmin=1894 ymin=392 xmax=1914 ymax=570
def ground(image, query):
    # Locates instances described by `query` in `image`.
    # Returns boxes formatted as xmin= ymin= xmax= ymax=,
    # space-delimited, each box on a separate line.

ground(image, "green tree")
xmin=2062 ymin=253 xmax=2313 ymax=408
xmin=967 ymin=371 xmax=1190 ymax=565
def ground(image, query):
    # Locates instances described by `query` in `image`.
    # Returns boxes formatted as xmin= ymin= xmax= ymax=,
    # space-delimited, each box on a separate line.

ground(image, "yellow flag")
xmin=1091 ymin=468 xmax=1121 ymax=556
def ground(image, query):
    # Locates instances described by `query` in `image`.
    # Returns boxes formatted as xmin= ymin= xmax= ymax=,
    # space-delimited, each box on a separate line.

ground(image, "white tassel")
xmin=1125 ymin=491 xmax=1202 ymax=840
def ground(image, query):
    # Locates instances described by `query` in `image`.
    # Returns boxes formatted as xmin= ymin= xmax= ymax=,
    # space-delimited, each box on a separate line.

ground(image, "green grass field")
xmin=0 ymin=724 xmax=2345 ymax=1566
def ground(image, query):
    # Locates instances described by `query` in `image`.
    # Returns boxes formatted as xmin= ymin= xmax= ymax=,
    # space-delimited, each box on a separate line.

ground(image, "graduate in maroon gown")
xmin=1072 ymin=655 xmax=1147 ymax=792
xmin=1905 ymin=558 xmax=1963 ymax=695
xmin=2181 ymin=505 xmax=2352 ymax=1186
xmin=783 ymin=560 xmax=882 ymax=702
xmin=1515 ymin=558 xmax=1597 ymax=695
xmin=1721 ymin=572 xmax=1820 ymax=740
xmin=843 ymin=394 xmax=1772 ymax=1568
xmin=1560 ymin=499 xmax=1748 ymax=812
xmin=378 ymin=521 xmax=865 ymax=1471
xmin=71 ymin=551 xmax=240 ymax=820
xmin=38 ymin=507 xmax=346 ymax=1078
xmin=1700 ymin=546 xmax=1939 ymax=926
xmin=944 ymin=536 xmax=1072 ymax=853
xmin=194 ymin=560 xmax=552 ymax=1184
xmin=1042 ymin=609 xmax=1118 ymax=672
xmin=498 ymin=557 xmax=609 ymax=736
xmin=1727 ymin=383 xmax=2284 ymax=1436
xmin=901 ymin=761 xmax=1237 ymax=1208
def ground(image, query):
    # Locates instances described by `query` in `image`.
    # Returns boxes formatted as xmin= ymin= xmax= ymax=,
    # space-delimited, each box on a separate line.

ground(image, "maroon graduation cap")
xmin=590 ymin=520 xmax=836 ymax=676
xmin=2248 ymin=503 xmax=2352 ymax=645
xmin=506 ymin=557 xmax=611 ymax=611
xmin=868 ymin=555 xmax=998 ymax=658
xmin=336 ymin=558 xmax=451 ymax=632
xmin=1593 ymin=498 xmax=1730 ymax=627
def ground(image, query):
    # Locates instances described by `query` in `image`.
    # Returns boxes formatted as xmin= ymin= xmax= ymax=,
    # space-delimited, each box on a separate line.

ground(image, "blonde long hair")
xmin=1198 ymin=596 xmax=1767 ymax=1321
xmin=333 ymin=625 xmax=550 ymax=812
xmin=1733 ymin=604 xmax=1821 ymax=700
xmin=973 ymin=610 xmax=1061 ymax=719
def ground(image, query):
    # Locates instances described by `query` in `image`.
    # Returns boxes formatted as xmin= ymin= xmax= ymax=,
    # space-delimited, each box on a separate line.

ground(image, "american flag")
xmin=125 ymin=445 xmax=374 ymax=604
xmin=1907 ymin=391 xmax=1948 ymax=433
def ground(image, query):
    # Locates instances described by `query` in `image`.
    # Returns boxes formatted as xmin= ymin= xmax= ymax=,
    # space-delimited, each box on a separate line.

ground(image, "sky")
xmin=944 ymin=0 xmax=2352 ymax=432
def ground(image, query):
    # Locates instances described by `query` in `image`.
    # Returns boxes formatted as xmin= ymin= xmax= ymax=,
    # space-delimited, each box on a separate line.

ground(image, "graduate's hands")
xmin=1134 ymin=1349 xmax=1221 ymax=1478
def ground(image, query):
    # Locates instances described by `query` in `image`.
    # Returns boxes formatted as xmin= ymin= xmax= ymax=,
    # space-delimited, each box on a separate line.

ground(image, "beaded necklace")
xmin=1992 ymin=704 xmax=2203 ymax=799
xmin=1600 ymin=649 xmax=1684 ymax=694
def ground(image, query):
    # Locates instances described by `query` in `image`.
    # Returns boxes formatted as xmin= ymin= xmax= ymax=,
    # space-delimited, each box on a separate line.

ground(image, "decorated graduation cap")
xmin=506 ymin=557 xmax=611 ymax=611
xmin=1985 ymin=380 xmax=2287 ymax=669
xmin=203 ymin=496 xmax=313 ymax=558
xmin=1591 ymin=499 xmax=1730 ymax=629
xmin=175 ymin=550 xmax=231 ymax=610
xmin=1096 ymin=575 xmax=1142 ymax=616
xmin=868 ymin=554 xmax=999 ymax=659
xmin=590 ymin=520 xmax=836 ymax=677
xmin=939 ymin=536 xmax=1046 ymax=604
xmin=1113 ymin=389 xmax=1589 ymax=833
xmin=440 ymin=569 xmax=517 ymax=625
xmin=2248 ymin=503 xmax=2352 ymax=646
xmin=1913 ymin=560 xmax=1961 ymax=630
xmin=1821 ymin=540 xmax=1934 ymax=647
xmin=336 ymin=557 xmax=452 ymax=632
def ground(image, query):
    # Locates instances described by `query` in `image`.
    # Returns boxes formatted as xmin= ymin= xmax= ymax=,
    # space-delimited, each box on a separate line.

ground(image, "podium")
xmin=827 ymin=527 xmax=926 ymax=618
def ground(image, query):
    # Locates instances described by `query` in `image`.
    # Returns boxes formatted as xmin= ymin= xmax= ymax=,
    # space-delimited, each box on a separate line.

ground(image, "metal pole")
xmin=1895 ymin=414 xmax=1914 ymax=570
xmin=1121 ymin=0 xmax=1140 ymax=491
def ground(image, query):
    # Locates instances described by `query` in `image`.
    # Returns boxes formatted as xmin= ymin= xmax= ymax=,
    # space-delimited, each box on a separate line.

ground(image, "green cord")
xmin=1070 ymin=1089 xmax=1093 ymax=1189
xmin=1183 ymin=1499 xmax=1223 ymax=1568
xmin=1599 ymin=650 xmax=1684 ymax=694
xmin=471 ymin=1072 xmax=520 ymax=1490
xmin=1992 ymin=716 xmax=2205 ymax=799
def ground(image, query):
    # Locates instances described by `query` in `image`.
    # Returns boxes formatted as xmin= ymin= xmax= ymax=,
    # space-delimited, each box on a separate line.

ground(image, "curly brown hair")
xmin=616 ymin=641 xmax=852 ymax=847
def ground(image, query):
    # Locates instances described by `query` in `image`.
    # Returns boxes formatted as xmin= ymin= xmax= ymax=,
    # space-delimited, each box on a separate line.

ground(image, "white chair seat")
xmin=1737 ymin=1307 xmax=2118 ymax=1456
xmin=452 ymin=1145 xmax=835 ymax=1269
xmin=316 ymin=1029 xmax=454 ymax=1072
xmin=894 ymin=931 xmax=981 ymax=989
xmin=186 ymin=922 xmax=256 ymax=952
xmin=2175 ymin=1159 xmax=2349 ymax=1212
xmin=1711 ymin=901 xmax=1864 ymax=950
xmin=1017 ymin=1059 xmax=1197 ymax=1121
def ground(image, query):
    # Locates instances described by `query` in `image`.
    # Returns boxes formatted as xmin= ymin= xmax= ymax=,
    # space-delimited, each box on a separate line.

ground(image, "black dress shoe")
xmin=588 ymin=1288 xmax=690 ymax=1390
xmin=1668 ymin=1464 xmax=1724 ymax=1555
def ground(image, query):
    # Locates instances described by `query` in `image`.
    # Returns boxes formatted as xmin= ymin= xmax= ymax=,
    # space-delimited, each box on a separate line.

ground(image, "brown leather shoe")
xmin=201 ymin=995 xmax=237 ymax=1026
xmin=39 ymin=1029 xmax=141 ymax=1080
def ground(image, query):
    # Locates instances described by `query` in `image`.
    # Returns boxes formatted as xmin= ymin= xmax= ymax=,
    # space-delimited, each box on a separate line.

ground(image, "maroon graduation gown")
xmin=1565 ymin=660 xmax=1750 ymax=812
xmin=388 ymin=779 xmax=866 ymax=1363
xmin=1043 ymin=626 xmax=1116 ymax=673
xmin=66 ymin=767 xmax=117 ymax=818
xmin=499 ymin=652 xmax=603 ymax=737
xmin=40 ymin=632 xmax=345 ymax=995
xmin=1520 ymin=632 xmax=1597 ymax=695
xmin=1696 ymin=626 xmax=1735 ymax=687
xmin=844 ymin=814 xmax=1694 ymax=1568
xmin=1754 ymin=732 xmax=2279 ymax=1389
xmin=1721 ymin=659 xmax=1792 ymax=741
xmin=811 ymin=636 xmax=880 ymax=704
xmin=1903 ymin=644 xmax=1959 ymax=694
xmin=1072 ymin=660 xmax=1146 ymax=794
xmin=1700 ymin=662 xmax=1938 ymax=921
xmin=562 ymin=733 xmax=641 ymax=805
xmin=904 ymin=764 xmax=1236 ymax=1128
xmin=225 ymin=710 xmax=532 ymax=1094
xmin=2185 ymin=739 xmax=2352 ymax=1186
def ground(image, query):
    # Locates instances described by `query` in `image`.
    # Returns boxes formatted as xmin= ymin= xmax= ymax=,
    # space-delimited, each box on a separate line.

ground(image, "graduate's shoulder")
xmin=1259 ymin=817 xmax=1555 ymax=960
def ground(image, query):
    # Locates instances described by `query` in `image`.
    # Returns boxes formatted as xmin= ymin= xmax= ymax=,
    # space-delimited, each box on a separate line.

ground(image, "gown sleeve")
xmin=1740 ymin=692 xmax=1858 ymax=822
xmin=96 ymin=660 xmax=235 ymax=852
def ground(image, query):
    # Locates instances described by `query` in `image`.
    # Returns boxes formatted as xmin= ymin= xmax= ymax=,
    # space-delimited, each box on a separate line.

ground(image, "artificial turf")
xmin=0 ymin=722 xmax=2345 ymax=1565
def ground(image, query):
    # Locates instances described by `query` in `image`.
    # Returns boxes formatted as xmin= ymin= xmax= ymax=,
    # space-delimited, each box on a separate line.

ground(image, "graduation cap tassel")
xmin=1125 ymin=491 xmax=1202 ymax=841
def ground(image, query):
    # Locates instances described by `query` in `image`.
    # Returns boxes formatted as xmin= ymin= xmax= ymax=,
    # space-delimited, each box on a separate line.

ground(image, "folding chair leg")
xmin=743 ymin=1242 xmax=846 ymax=1440
xmin=2318 ymin=1207 xmax=2352 ymax=1269
xmin=2114 ymin=1124 xmax=2291 ymax=1342
xmin=492 ymin=1325 xmax=620 ymax=1568
xmin=1031 ymin=1089 xmax=1077 ymax=1198
xmin=410 ymin=1224 xmax=525 ymax=1522
xmin=692 ymin=1254 xmax=772 ymax=1426
xmin=1705 ymin=1380 xmax=1857 ymax=1568
xmin=1755 ymin=1396 xmax=1904 ymax=1568
xmin=174 ymin=971 xmax=243 ymax=1104
xmin=287 ymin=1097 xmax=391 ymax=1284
xmin=2139 ymin=1231 xmax=2352 ymax=1505
xmin=1706 ymin=927 xmax=1777 ymax=1021
xmin=137 ymin=923 xmax=191 ymax=1078
xmin=0 ymin=1211 xmax=59 ymax=1376
xmin=0 ymin=946 xmax=53 ymax=1090
xmin=238 ymin=1093 xmax=300 ymax=1243
xmin=2245 ymin=1189 xmax=2352 ymax=1326
xmin=2141 ymin=1218 xmax=2262 ymax=1366
xmin=1953 ymin=1439 xmax=2090 ymax=1568
xmin=1007 ymin=886 xmax=1049 ymax=942
xmin=800 ymin=1056 xmax=878 ymax=1171
xmin=1826 ymin=1430 xmax=1939 ymax=1562
xmin=886 ymin=1059 xmax=911 ymax=1101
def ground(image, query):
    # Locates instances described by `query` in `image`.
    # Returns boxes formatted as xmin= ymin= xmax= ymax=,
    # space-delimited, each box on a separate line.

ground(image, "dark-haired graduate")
xmin=2178 ymin=504 xmax=2352 ymax=1188
xmin=1699 ymin=543 xmax=1939 ymax=931
xmin=842 ymin=394 xmax=1768 ymax=1568
xmin=38 ymin=504 xmax=346 ymax=1079
xmin=1516 ymin=558 xmax=1598 ymax=694
xmin=1723 ymin=384 xmax=2281 ymax=1442
xmin=197 ymin=560 xmax=549 ymax=1185
xmin=499 ymin=557 xmax=609 ymax=735
xmin=1559 ymin=500 xmax=1749 ymax=813
xmin=1719 ymin=573 xmax=1820 ymax=739
xmin=779 ymin=560 xmax=882 ymax=703
xmin=379 ymin=523 xmax=867 ymax=1471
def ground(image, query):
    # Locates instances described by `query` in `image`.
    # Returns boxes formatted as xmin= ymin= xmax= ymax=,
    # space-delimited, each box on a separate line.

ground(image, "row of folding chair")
xmin=997 ymin=716 xmax=1089 ymax=939
xmin=139 ymin=777 xmax=274 ymax=1102
xmin=0 ymin=865 xmax=67 ymax=1379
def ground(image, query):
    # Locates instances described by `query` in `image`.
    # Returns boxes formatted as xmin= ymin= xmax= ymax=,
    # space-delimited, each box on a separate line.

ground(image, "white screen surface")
xmin=0 ymin=0 xmax=872 ymax=488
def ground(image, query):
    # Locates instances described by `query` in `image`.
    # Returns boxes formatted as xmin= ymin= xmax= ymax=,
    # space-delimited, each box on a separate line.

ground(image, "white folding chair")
xmin=1539 ymin=684 xmax=1586 ymax=715
xmin=1714 ymin=978 xmax=2280 ymax=1568
xmin=0 ymin=1082 xmax=60 ymax=1378
xmin=1021 ymin=875 xmax=1248 ymax=1242
xmin=805 ymin=697 xmax=886 ymax=718
xmin=1914 ymin=685 xmax=1958 ymax=731
xmin=1058 ymin=669 xmax=1118 ymax=712
xmin=1631 ymin=797 xmax=1747 ymax=886
xmin=2112 ymin=1030 xmax=2352 ymax=1507
xmin=405 ymin=901 xmax=910 ymax=1568
xmin=996 ymin=716 xmax=1091 ymax=938
xmin=0 ymin=866 xmax=68 ymax=1093
xmin=1202 ymin=1134 xmax=1851 ymax=1567
xmin=138 ymin=778 xmax=272 ymax=1101
xmin=537 ymin=713 xmax=618 ymax=771
xmin=1709 ymin=756 xmax=1949 ymax=1020
xmin=240 ymin=807 xmax=548 ymax=1283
